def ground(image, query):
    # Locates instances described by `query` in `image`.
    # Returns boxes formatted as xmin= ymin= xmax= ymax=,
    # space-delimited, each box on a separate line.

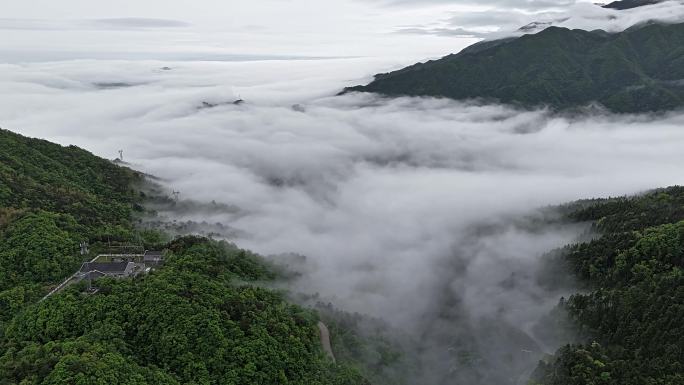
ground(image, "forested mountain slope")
xmin=533 ymin=186 xmax=684 ymax=384
xmin=0 ymin=129 xmax=367 ymax=385
xmin=0 ymin=128 xmax=144 ymax=309
xmin=345 ymin=22 xmax=684 ymax=113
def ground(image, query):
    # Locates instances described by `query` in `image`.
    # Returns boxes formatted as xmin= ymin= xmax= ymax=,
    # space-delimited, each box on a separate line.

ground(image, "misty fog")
xmin=2 ymin=58 xmax=684 ymax=384
xmin=399 ymin=0 xmax=684 ymax=38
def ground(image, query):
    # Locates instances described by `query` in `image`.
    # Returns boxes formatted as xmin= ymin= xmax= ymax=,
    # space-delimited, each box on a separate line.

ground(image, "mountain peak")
xmin=602 ymin=0 xmax=665 ymax=10
xmin=344 ymin=22 xmax=684 ymax=113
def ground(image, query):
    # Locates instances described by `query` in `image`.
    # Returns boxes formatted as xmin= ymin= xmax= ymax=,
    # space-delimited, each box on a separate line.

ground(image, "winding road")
xmin=317 ymin=321 xmax=336 ymax=363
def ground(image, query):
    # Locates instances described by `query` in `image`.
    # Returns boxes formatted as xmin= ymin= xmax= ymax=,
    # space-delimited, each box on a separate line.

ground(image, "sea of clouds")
xmin=2 ymin=57 xmax=684 ymax=383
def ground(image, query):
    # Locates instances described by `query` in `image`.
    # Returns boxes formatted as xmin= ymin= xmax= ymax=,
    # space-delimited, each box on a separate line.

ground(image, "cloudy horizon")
xmin=4 ymin=0 xmax=684 ymax=63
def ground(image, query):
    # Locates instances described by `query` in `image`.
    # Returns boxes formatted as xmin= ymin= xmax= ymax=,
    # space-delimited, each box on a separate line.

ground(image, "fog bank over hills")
xmin=2 ymin=58 xmax=683 ymax=319
xmin=2 ymin=31 xmax=684 ymax=384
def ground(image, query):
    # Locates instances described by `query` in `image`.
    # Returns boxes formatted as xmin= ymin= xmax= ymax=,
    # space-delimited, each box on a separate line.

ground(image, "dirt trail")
xmin=317 ymin=321 xmax=336 ymax=363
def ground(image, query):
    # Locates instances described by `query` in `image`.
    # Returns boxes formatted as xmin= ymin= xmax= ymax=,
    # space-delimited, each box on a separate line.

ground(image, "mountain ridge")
xmin=345 ymin=22 xmax=684 ymax=113
xmin=603 ymin=0 xmax=665 ymax=10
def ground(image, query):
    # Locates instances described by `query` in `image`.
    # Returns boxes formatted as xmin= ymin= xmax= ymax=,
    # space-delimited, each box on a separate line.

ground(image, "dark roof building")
xmin=143 ymin=250 xmax=164 ymax=265
xmin=78 ymin=261 xmax=140 ymax=277
xmin=80 ymin=262 xmax=129 ymax=273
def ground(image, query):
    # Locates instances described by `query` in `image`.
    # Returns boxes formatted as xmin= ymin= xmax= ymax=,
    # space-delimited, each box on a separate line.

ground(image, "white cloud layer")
xmin=1 ymin=58 xmax=684 ymax=382
xmin=404 ymin=0 xmax=684 ymax=37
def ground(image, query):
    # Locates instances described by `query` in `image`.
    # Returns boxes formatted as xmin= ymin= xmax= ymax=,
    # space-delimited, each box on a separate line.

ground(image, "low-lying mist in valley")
xmin=2 ymin=59 xmax=684 ymax=384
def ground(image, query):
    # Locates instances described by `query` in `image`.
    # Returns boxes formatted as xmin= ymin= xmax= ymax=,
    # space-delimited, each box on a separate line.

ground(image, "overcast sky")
xmin=0 ymin=0 xmax=603 ymax=61
xmin=4 ymin=0 xmax=683 ymax=62
xmin=0 ymin=0 xmax=465 ymax=59
xmin=1 ymin=0 xmax=574 ymax=22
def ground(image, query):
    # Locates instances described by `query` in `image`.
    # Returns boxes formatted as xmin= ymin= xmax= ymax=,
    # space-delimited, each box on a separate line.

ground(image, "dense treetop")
xmin=532 ymin=186 xmax=684 ymax=385
xmin=0 ymin=128 xmax=140 ymax=229
xmin=1 ymin=237 xmax=366 ymax=385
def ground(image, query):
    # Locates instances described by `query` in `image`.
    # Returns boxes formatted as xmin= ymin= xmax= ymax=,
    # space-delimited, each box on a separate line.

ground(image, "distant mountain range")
xmin=345 ymin=22 xmax=684 ymax=113
xmin=602 ymin=0 xmax=664 ymax=10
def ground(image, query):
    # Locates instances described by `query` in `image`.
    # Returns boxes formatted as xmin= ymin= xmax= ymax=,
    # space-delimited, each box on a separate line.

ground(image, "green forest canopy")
xmin=532 ymin=186 xmax=684 ymax=385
